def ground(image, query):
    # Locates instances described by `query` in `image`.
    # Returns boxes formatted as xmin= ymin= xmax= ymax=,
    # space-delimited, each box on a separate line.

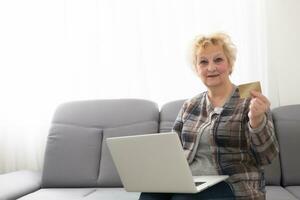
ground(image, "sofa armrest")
xmin=0 ymin=170 xmax=41 ymax=200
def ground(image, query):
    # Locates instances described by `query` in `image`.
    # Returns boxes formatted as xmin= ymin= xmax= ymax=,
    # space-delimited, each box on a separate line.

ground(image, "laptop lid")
xmin=107 ymin=132 xmax=228 ymax=193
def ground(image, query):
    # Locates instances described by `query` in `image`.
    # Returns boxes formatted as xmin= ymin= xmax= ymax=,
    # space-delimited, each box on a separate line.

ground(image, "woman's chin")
xmin=204 ymin=80 xmax=222 ymax=87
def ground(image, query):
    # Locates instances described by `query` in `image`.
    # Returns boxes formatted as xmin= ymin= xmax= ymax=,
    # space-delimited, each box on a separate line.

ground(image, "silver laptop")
xmin=106 ymin=132 xmax=228 ymax=193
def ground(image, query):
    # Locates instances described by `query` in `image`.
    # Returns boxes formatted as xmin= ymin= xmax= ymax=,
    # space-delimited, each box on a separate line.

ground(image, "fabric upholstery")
xmin=264 ymin=155 xmax=281 ymax=185
xmin=84 ymin=188 xmax=140 ymax=200
xmin=42 ymin=124 xmax=102 ymax=187
xmin=159 ymin=99 xmax=185 ymax=133
xmin=42 ymin=99 xmax=159 ymax=188
xmin=286 ymin=186 xmax=300 ymax=199
xmin=18 ymin=188 xmax=140 ymax=200
xmin=18 ymin=188 xmax=94 ymax=200
xmin=0 ymin=170 xmax=41 ymax=200
xmin=52 ymin=99 xmax=159 ymax=128
xmin=272 ymin=105 xmax=300 ymax=186
xmin=266 ymin=186 xmax=298 ymax=200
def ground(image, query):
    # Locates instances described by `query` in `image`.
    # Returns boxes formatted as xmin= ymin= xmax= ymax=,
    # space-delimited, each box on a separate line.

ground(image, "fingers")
xmin=250 ymin=90 xmax=271 ymax=107
xmin=251 ymin=98 xmax=264 ymax=109
xmin=248 ymin=91 xmax=270 ymax=128
xmin=249 ymin=95 xmax=269 ymax=118
xmin=250 ymin=98 xmax=264 ymax=114
xmin=250 ymin=100 xmax=260 ymax=114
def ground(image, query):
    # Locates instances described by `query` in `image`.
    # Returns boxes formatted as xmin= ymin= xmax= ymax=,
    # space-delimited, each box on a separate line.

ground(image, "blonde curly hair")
xmin=191 ymin=32 xmax=237 ymax=74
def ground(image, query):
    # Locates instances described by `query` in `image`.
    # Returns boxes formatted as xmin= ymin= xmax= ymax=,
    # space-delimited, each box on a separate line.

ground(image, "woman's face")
xmin=196 ymin=44 xmax=231 ymax=88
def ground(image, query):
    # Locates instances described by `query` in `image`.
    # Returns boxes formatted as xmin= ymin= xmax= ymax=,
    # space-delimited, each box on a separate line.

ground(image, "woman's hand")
xmin=248 ymin=90 xmax=271 ymax=129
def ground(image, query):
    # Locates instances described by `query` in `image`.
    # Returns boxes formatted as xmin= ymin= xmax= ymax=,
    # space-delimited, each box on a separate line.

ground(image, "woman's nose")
xmin=207 ymin=63 xmax=217 ymax=72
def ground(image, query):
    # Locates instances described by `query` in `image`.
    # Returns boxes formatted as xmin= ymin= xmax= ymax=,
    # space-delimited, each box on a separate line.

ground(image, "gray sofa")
xmin=0 ymin=99 xmax=299 ymax=200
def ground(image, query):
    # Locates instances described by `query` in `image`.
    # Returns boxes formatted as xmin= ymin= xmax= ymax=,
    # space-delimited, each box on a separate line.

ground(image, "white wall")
xmin=266 ymin=0 xmax=300 ymax=107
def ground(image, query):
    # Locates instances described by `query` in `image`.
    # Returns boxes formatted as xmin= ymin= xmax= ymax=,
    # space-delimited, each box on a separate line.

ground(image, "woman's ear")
xmin=229 ymin=65 xmax=233 ymax=75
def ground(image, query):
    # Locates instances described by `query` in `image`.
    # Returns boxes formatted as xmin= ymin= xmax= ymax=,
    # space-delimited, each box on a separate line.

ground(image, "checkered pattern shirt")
xmin=172 ymin=87 xmax=279 ymax=200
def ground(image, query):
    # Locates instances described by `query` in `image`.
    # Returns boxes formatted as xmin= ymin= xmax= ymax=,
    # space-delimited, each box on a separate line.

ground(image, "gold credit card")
xmin=238 ymin=81 xmax=262 ymax=99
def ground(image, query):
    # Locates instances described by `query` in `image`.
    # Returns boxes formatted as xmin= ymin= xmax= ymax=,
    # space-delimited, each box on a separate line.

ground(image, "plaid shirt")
xmin=172 ymin=87 xmax=279 ymax=200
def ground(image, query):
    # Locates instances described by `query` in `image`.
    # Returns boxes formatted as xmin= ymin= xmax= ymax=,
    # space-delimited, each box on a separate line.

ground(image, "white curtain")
xmin=0 ymin=0 xmax=272 ymax=173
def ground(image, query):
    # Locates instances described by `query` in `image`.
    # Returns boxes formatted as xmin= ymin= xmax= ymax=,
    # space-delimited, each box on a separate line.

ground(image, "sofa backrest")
xmin=272 ymin=104 xmax=300 ymax=186
xmin=41 ymin=99 xmax=159 ymax=188
xmin=159 ymin=100 xmax=185 ymax=133
xmin=159 ymin=100 xmax=282 ymax=186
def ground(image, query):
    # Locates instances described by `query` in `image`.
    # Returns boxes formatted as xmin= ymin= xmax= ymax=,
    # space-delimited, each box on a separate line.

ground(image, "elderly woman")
xmin=139 ymin=33 xmax=279 ymax=200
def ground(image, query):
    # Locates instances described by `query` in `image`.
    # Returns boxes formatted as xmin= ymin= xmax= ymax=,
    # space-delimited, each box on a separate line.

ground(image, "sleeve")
xmin=246 ymin=109 xmax=280 ymax=166
xmin=172 ymin=101 xmax=191 ymax=159
xmin=172 ymin=101 xmax=188 ymax=139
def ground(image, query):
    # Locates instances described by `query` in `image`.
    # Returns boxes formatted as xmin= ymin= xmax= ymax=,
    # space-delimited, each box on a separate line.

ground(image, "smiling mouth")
xmin=207 ymin=74 xmax=220 ymax=78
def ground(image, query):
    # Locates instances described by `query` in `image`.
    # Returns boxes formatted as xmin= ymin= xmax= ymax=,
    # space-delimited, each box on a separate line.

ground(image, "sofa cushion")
xmin=0 ymin=170 xmax=41 ymax=200
xmin=18 ymin=188 xmax=140 ymax=200
xmin=285 ymin=186 xmax=300 ymax=199
xmin=84 ymin=188 xmax=140 ymax=200
xmin=97 ymin=121 xmax=158 ymax=187
xmin=160 ymin=100 xmax=281 ymax=185
xmin=19 ymin=187 xmax=296 ymax=200
xmin=18 ymin=188 xmax=98 ymax=200
xmin=51 ymin=99 xmax=159 ymax=128
xmin=272 ymin=105 xmax=300 ymax=186
xmin=42 ymin=99 xmax=159 ymax=188
xmin=159 ymin=99 xmax=185 ymax=133
xmin=264 ymin=155 xmax=281 ymax=185
xmin=42 ymin=124 xmax=102 ymax=187
xmin=266 ymin=186 xmax=298 ymax=200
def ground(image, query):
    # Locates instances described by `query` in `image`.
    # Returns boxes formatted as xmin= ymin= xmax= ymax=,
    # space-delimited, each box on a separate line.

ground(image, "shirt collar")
xmin=205 ymin=84 xmax=238 ymax=112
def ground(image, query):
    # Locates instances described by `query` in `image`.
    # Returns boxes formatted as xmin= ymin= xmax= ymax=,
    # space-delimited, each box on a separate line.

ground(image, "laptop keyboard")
xmin=195 ymin=182 xmax=205 ymax=186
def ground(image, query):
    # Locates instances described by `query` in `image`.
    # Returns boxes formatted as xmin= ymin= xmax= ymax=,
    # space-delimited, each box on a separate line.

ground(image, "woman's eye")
xmin=199 ymin=60 xmax=208 ymax=65
xmin=214 ymin=58 xmax=223 ymax=63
